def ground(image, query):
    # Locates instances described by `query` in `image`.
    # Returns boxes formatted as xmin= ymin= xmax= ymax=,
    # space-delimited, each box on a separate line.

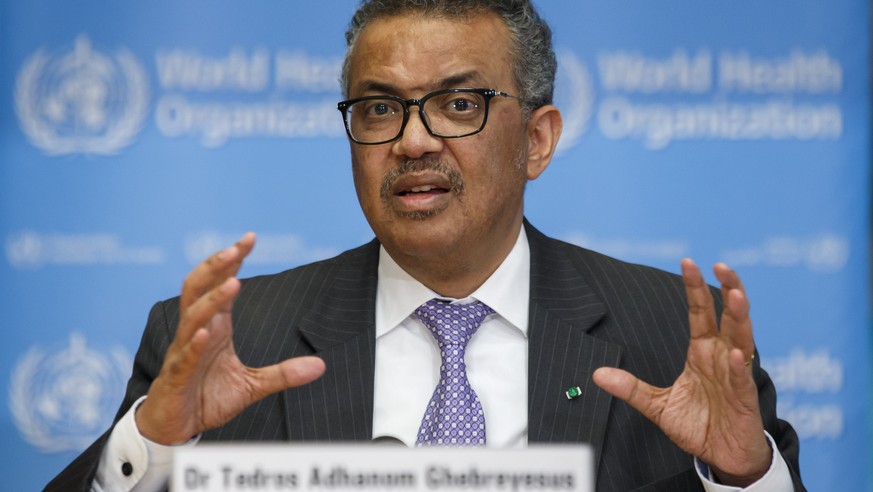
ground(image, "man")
xmin=48 ymin=1 xmax=805 ymax=490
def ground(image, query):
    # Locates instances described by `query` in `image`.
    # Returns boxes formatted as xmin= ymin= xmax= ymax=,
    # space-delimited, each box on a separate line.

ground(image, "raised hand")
xmin=135 ymin=233 xmax=326 ymax=445
xmin=593 ymin=259 xmax=771 ymax=487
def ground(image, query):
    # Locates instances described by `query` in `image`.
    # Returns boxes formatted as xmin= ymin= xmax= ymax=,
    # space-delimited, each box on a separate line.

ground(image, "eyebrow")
xmin=356 ymin=71 xmax=487 ymax=97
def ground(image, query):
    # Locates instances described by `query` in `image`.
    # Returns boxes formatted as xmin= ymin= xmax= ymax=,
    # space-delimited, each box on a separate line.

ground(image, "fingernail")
xmin=220 ymin=278 xmax=236 ymax=293
xmin=216 ymin=245 xmax=235 ymax=260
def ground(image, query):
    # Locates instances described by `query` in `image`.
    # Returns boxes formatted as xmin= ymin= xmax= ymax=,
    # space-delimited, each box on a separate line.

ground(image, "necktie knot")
xmin=414 ymin=299 xmax=494 ymax=350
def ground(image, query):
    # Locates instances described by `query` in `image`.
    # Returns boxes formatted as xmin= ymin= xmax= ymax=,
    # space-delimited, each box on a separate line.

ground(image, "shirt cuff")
xmin=93 ymin=396 xmax=200 ymax=492
xmin=695 ymin=431 xmax=793 ymax=492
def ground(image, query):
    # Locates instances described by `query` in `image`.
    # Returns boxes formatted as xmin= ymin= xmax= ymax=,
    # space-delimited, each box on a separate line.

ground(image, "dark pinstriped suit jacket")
xmin=47 ymin=222 xmax=804 ymax=491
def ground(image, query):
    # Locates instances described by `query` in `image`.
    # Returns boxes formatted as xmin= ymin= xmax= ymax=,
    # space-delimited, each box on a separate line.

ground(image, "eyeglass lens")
xmin=344 ymin=91 xmax=488 ymax=143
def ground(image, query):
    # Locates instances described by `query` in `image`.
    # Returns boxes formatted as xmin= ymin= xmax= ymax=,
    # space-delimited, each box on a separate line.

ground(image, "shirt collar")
xmin=376 ymin=225 xmax=530 ymax=338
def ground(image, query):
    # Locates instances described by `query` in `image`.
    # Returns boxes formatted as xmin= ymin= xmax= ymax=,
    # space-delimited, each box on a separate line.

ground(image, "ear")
xmin=525 ymin=104 xmax=563 ymax=181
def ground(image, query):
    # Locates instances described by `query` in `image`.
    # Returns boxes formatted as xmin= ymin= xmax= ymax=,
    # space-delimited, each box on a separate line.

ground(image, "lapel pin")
xmin=565 ymin=386 xmax=582 ymax=400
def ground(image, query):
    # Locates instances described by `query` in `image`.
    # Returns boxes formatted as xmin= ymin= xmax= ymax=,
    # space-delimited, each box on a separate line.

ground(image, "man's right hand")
xmin=135 ymin=232 xmax=326 ymax=445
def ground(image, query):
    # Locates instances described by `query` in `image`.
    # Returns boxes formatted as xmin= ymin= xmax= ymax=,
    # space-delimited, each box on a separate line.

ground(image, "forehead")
xmin=346 ymin=11 xmax=516 ymax=96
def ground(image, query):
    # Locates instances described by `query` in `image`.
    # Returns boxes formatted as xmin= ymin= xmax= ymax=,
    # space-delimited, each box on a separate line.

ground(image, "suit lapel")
xmin=293 ymin=240 xmax=380 ymax=441
xmin=525 ymin=222 xmax=622 ymax=478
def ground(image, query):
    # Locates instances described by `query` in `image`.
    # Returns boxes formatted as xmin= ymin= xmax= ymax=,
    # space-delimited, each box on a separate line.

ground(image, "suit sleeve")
xmin=751 ymin=350 xmax=806 ymax=491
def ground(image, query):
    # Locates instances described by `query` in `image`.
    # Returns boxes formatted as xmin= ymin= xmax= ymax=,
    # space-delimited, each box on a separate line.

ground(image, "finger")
xmin=181 ymin=232 xmax=255 ymax=308
xmin=713 ymin=263 xmax=755 ymax=357
xmin=728 ymin=348 xmax=761 ymax=408
xmin=176 ymin=276 xmax=240 ymax=342
xmin=681 ymin=258 xmax=719 ymax=340
xmin=180 ymin=232 xmax=256 ymax=311
xmin=713 ymin=262 xmax=749 ymax=317
xmin=593 ymin=367 xmax=667 ymax=425
xmin=249 ymin=356 xmax=327 ymax=399
xmin=164 ymin=326 xmax=212 ymax=382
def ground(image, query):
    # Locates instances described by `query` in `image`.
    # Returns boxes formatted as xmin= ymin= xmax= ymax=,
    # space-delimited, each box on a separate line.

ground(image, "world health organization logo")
xmin=9 ymin=333 xmax=131 ymax=453
xmin=554 ymin=50 xmax=594 ymax=155
xmin=14 ymin=35 xmax=149 ymax=155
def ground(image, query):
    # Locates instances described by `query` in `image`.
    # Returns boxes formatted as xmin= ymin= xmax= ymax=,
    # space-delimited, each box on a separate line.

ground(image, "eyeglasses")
xmin=337 ymin=88 xmax=522 ymax=145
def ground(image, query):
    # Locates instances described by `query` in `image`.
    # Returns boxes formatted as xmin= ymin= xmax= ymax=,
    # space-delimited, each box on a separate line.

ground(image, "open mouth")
xmin=397 ymin=184 xmax=449 ymax=197
xmin=380 ymin=159 xmax=464 ymax=205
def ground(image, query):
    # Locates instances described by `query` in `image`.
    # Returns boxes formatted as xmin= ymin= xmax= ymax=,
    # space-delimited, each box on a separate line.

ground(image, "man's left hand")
xmin=593 ymin=259 xmax=771 ymax=487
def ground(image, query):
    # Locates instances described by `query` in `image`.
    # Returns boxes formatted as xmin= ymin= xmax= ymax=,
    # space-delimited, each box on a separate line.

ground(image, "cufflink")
xmin=565 ymin=386 xmax=582 ymax=399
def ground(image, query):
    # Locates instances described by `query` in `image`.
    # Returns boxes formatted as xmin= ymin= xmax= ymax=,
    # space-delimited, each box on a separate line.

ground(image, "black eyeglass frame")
xmin=336 ymin=88 xmax=522 ymax=145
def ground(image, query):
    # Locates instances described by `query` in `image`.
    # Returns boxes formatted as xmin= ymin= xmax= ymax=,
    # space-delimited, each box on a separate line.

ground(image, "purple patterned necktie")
xmin=413 ymin=298 xmax=494 ymax=446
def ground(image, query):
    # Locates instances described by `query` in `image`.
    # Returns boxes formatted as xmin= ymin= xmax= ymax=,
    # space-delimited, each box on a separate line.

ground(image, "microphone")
xmin=371 ymin=435 xmax=406 ymax=446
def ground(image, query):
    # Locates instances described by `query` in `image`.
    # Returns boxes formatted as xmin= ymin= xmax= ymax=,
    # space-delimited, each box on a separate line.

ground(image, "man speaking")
xmin=48 ymin=1 xmax=805 ymax=490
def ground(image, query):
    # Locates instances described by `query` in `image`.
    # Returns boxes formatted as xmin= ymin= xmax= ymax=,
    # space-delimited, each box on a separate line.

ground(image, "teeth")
xmin=409 ymin=185 xmax=435 ymax=193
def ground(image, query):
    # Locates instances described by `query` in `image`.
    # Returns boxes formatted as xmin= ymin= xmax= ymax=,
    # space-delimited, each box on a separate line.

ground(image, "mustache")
xmin=379 ymin=159 xmax=465 ymax=201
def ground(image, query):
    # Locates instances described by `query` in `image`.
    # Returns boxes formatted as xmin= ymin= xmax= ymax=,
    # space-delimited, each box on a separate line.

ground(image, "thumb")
xmin=282 ymin=356 xmax=327 ymax=386
xmin=593 ymin=367 xmax=665 ymax=423
xmin=251 ymin=356 xmax=326 ymax=399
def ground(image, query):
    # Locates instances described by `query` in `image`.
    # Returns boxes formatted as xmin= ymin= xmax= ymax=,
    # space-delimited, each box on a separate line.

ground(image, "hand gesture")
xmin=593 ymin=259 xmax=771 ymax=487
xmin=135 ymin=233 xmax=326 ymax=444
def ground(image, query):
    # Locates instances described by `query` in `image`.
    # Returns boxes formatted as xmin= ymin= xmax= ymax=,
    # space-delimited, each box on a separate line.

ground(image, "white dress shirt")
xmin=93 ymin=225 xmax=792 ymax=492
xmin=372 ymin=226 xmax=531 ymax=447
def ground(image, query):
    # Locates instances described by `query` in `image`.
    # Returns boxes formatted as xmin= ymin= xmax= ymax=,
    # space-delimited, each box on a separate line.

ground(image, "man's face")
xmin=345 ymin=11 xmax=533 ymax=274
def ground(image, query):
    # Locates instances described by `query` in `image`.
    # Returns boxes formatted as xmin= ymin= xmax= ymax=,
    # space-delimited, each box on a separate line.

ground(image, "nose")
xmin=392 ymin=109 xmax=444 ymax=159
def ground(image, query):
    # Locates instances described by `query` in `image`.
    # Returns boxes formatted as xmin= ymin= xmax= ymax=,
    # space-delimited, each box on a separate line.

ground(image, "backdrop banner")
xmin=1 ymin=2 xmax=869 ymax=491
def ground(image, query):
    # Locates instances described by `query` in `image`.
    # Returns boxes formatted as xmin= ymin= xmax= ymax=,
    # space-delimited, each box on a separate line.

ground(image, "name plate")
xmin=172 ymin=444 xmax=593 ymax=491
